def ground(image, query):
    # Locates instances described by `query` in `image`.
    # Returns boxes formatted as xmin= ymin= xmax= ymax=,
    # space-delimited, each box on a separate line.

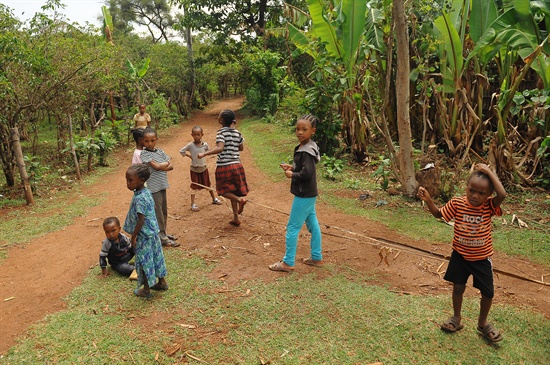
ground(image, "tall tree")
xmin=393 ymin=0 xmax=416 ymax=196
xmin=104 ymin=0 xmax=175 ymax=43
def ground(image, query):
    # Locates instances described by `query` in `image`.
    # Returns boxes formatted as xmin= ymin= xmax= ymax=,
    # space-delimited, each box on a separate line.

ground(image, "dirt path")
xmin=0 ymin=97 xmax=548 ymax=354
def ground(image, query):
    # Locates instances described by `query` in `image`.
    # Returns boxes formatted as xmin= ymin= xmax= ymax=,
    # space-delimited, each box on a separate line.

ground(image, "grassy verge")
xmin=2 ymin=250 xmax=548 ymax=364
xmin=239 ymin=117 xmax=550 ymax=268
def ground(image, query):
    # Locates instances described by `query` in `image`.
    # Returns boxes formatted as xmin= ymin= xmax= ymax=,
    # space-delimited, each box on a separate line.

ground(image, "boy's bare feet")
xmin=238 ymin=198 xmax=247 ymax=214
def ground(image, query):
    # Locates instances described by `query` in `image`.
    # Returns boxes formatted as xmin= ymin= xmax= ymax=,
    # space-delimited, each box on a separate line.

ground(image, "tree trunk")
xmin=68 ymin=115 xmax=82 ymax=181
xmin=9 ymin=128 xmax=34 ymax=205
xmin=393 ymin=0 xmax=417 ymax=196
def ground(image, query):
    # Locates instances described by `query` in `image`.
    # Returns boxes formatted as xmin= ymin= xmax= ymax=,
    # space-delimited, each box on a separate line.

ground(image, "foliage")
xmin=536 ymin=136 xmax=550 ymax=188
xmin=372 ymin=155 xmax=392 ymax=190
xmin=320 ymin=154 xmax=344 ymax=180
xmin=23 ymin=155 xmax=48 ymax=193
xmin=241 ymin=47 xmax=284 ymax=117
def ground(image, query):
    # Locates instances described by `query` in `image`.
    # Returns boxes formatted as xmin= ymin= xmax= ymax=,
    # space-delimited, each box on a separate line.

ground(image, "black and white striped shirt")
xmin=140 ymin=148 xmax=170 ymax=193
xmin=216 ymin=127 xmax=243 ymax=166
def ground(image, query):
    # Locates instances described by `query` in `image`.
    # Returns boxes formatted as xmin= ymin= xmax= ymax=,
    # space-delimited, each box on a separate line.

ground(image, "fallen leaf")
xmin=4 ymin=296 xmax=16 ymax=302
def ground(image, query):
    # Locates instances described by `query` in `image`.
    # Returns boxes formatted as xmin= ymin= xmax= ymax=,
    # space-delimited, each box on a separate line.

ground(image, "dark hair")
xmin=219 ymin=110 xmax=236 ymax=127
xmin=468 ymin=171 xmax=494 ymax=192
xmin=298 ymin=114 xmax=319 ymax=128
xmin=103 ymin=216 xmax=120 ymax=228
xmin=143 ymin=126 xmax=157 ymax=137
xmin=128 ymin=163 xmax=151 ymax=181
xmin=132 ymin=128 xmax=144 ymax=143
xmin=191 ymin=125 xmax=203 ymax=133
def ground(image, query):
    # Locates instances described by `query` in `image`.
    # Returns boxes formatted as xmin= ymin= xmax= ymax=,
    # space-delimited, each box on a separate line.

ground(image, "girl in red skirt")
xmin=198 ymin=110 xmax=249 ymax=226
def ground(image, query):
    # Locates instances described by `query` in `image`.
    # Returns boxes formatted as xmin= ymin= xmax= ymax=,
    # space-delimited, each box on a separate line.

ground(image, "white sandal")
xmin=212 ymin=198 xmax=223 ymax=205
xmin=191 ymin=204 xmax=199 ymax=212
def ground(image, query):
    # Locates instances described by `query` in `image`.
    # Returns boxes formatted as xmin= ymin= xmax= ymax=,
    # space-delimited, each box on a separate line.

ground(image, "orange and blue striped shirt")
xmin=440 ymin=196 xmax=502 ymax=261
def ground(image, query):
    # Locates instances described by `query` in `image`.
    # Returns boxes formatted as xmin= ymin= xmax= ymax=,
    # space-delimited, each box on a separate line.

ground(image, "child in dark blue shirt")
xmin=99 ymin=217 xmax=135 ymax=277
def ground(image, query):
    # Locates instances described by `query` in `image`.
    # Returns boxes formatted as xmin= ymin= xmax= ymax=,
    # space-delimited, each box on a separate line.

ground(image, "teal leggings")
xmin=283 ymin=196 xmax=322 ymax=266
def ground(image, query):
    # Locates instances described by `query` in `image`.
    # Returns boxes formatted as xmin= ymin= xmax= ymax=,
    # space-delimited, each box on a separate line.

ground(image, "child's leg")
xmin=304 ymin=201 xmax=322 ymax=261
xmin=479 ymin=294 xmax=492 ymax=328
xmin=452 ymin=283 xmax=466 ymax=320
xmin=222 ymin=192 xmax=245 ymax=220
xmin=283 ymin=197 xmax=311 ymax=267
xmin=113 ymin=262 xmax=135 ymax=276
xmin=153 ymin=191 xmax=168 ymax=243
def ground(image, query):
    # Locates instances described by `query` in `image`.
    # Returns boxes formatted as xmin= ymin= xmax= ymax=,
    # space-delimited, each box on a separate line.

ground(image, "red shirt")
xmin=440 ymin=196 xmax=502 ymax=261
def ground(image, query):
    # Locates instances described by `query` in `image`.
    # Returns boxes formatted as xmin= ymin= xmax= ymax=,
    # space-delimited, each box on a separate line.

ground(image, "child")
xmin=133 ymin=104 xmax=151 ymax=130
xmin=131 ymin=128 xmax=144 ymax=164
xmin=99 ymin=217 xmax=135 ymax=277
xmin=140 ymin=127 xmax=180 ymax=247
xmin=417 ymin=163 xmax=506 ymax=343
xmin=198 ymin=110 xmax=249 ymax=226
xmin=123 ymin=164 xmax=168 ymax=298
xmin=179 ymin=125 xmax=223 ymax=211
xmin=269 ymin=114 xmax=323 ymax=273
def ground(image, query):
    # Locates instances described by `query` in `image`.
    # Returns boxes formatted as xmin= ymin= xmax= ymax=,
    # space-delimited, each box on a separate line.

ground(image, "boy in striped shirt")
xmin=418 ymin=163 xmax=506 ymax=343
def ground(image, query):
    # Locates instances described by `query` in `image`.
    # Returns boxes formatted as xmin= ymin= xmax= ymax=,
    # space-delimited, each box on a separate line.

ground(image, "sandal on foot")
xmin=238 ymin=198 xmax=247 ymax=214
xmin=212 ymin=198 xmax=223 ymax=205
xmin=440 ymin=317 xmax=464 ymax=333
xmin=162 ymin=240 xmax=180 ymax=247
xmin=301 ymin=258 xmax=324 ymax=267
xmin=134 ymin=288 xmax=151 ymax=299
xmin=477 ymin=323 xmax=503 ymax=343
xmin=229 ymin=220 xmax=241 ymax=227
xmin=150 ymin=282 xmax=169 ymax=291
xmin=268 ymin=261 xmax=294 ymax=272
xmin=191 ymin=204 xmax=200 ymax=212
xmin=167 ymin=234 xmax=178 ymax=240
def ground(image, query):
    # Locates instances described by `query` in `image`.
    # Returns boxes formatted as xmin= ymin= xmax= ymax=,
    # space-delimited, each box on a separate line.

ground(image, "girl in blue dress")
xmin=124 ymin=164 xmax=168 ymax=298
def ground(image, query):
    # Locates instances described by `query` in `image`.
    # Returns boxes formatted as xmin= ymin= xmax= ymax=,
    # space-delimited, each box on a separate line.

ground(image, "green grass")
xmin=3 ymin=250 xmax=549 ymax=364
xmin=239 ymin=117 xmax=550 ymax=268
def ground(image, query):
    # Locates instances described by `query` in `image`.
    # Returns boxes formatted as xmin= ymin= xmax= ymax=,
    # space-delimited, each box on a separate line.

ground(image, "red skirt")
xmin=190 ymin=169 xmax=211 ymax=190
xmin=215 ymin=163 xmax=249 ymax=197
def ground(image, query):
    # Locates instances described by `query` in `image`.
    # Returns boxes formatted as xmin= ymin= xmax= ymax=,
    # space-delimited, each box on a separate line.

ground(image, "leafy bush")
xmin=23 ymin=155 xmax=48 ymax=193
xmin=242 ymin=48 xmax=284 ymax=116
xmin=536 ymin=136 xmax=550 ymax=188
xmin=321 ymin=155 xmax=344 ymax=180
xmin=372 ymin=156 xmax=391 ymax=190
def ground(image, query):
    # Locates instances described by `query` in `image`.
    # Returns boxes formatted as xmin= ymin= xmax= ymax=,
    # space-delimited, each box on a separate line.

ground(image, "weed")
xmin=372 ymin=155 xmax=391 ymax=190
xmin=321 ymin=155 xmax=344 ymax=180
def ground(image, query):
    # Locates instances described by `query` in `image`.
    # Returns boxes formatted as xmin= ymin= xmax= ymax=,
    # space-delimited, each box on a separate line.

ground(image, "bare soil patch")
xmin=0 ymin=97 xmax=548 ymax=354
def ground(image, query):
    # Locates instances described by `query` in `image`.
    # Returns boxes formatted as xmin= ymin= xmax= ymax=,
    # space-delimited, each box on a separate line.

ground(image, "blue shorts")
xmin=444 ymin=250 xmax=494 ymax=298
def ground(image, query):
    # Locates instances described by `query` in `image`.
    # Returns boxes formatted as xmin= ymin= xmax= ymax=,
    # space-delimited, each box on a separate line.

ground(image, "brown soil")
xmin=0 ymin=97 xmax=548 ymax=354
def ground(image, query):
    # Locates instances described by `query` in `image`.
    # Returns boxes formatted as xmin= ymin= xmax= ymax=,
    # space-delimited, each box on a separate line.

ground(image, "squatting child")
xmin=417 ymin=163 xmax=506 ymax=343
xmin=124 ymin=164 xmax=168 ymax=298
xmin=198 ymin=110 xmax=249 ymax=226
xmin=269 ymin=114 xmax=323 ymax=273
xmin=179 ymin=125 xmax=223 ymax=211
xmin=99 ymin=217 xmax=135 ymax=277
xmin=140 ymin=127 xmax=179 ymax=247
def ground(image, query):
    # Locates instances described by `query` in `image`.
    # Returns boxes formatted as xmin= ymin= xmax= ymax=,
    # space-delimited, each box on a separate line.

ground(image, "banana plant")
xmin=126 ymin=58 xmax=151 ymax=103
xmin=286 ymin=0 xmax=369 ymax=160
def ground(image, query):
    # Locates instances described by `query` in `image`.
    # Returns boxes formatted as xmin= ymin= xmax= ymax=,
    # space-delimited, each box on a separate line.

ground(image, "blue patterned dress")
xmin=124 ymin=188 xmax=167 ymax=288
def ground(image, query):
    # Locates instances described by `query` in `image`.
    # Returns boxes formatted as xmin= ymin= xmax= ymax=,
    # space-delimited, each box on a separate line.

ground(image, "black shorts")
xmin=444 ymin=250 xmax=494 ymax=298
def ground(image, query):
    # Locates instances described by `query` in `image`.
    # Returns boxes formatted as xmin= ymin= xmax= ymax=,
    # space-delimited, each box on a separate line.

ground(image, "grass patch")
xmin=3 ymin=252 xmax=549 ymax=364
xmin=239 ymin=117 xmax=550 ymax=268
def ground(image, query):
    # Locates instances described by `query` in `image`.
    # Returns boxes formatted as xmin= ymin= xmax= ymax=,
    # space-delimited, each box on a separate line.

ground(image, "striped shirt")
xmin=215 ymin=127 xmax=243 ymax=166
xmin=140 ymin=148 xmax=170 ymax=193
xmin=440 ymin=196 xmax=502 ymax=261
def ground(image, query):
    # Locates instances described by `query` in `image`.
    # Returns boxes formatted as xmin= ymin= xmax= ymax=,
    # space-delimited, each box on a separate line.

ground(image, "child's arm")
xmin=198 ymin=141 xmax=224 ymax=159
xmin=417 ymin=186 xmax=443 ymax=218
xmin=476 ymin=163 xmax=507 ymax=207
xmin=99 ymin=240 xmax=110 ymax=277
xmin=130 ymin=213 xmax=146 ymax=248
xmin=148 ymin=160 xmax=173 ymax=171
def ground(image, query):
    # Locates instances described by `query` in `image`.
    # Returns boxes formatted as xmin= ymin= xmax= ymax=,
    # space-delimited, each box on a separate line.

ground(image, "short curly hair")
xmin=219 ymin=110 xmax=236 ymax=127
xmin=127 ymin=163 xmax=151 ymax=181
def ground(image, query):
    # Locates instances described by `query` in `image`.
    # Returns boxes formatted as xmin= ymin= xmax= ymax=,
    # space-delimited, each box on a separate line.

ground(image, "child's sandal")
xmin=191 ymin=204 xmax=200 ymax=212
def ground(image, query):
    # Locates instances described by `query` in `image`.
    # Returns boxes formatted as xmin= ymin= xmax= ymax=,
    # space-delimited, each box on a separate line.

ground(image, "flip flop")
xmin=134 ymin=288 xmax=151 ymax=299
xmin=212 ymin=198 xmax=223 ymax=205
xmin=238 ymin=198 xmax=247 ymax=214
xmin=229 ymin=220 xmax=241 ymax=227
xmin=150 ymin=282 xmax=169 ymax=291
xmin=301 ymin=257 xmax=324 ymax=267
xmin=478 ymin=323 xmax=503 ymax=343
xmin=440 ymin=316 xmax=464 ymax=333
xmin=268 ymin=261 xmax=294 ymax=272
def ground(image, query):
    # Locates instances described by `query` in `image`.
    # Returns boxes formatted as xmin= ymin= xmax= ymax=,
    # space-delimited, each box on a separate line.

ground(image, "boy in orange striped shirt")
xmin=418 ymin=163 xmax=506 ymax=343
